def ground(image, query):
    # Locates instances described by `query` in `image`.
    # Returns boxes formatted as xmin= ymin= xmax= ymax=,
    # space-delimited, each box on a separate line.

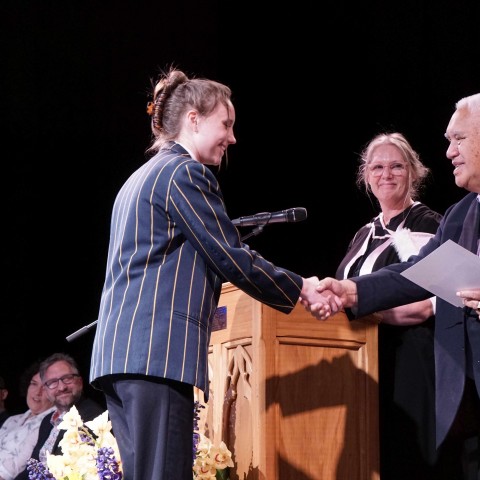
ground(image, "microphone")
xmin=232 ymin=207 xmax=307 ymax=227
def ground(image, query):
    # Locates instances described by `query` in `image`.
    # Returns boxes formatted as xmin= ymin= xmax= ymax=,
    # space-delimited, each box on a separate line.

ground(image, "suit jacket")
xmin=14 ymin=396 xmax=104 ymax=480
xmin=90 ymin=142 xmax=303 ymax=398
xmin=351 ymin=192 xmax=480 ymax=447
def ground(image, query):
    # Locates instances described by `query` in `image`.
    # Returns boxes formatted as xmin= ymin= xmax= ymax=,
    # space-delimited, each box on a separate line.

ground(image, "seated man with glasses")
xmin=13 ymin=353 xmax=104 ymax=480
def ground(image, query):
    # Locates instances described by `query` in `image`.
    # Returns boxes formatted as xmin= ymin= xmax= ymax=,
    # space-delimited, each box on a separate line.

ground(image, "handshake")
xmin=302 ymin=276 xmax=480 ymax=322
xmin=300 ymin=276 xmax=358 ymax=320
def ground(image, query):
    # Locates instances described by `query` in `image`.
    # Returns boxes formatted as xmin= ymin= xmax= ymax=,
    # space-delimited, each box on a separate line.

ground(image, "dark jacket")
xmin=351 ymin=192 xmax=480 ymax=446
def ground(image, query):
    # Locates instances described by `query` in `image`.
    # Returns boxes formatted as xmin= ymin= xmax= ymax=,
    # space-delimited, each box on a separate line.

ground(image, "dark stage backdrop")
xmin=2 ymin=0 xmax=479 ymax=411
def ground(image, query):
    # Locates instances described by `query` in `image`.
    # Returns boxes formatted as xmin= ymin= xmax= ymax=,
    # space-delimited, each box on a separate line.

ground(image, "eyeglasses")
xmin=44 ymin=373 xmax=80 ymax=390
xmin=368 ymin=163 xmax=407 ymax=177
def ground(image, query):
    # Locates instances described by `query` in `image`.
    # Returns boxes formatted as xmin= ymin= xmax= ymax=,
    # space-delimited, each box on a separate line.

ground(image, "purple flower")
xmin=96 ymin=446 xmax=123 ymax=480
xmin=26 ymin=459 xmax=55 ymax=480
xmin=193 ymin=401 xmax=206 ymax=463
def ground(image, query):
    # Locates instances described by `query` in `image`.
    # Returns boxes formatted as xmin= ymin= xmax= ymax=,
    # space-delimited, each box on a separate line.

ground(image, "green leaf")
xmin=216 ymin=467 xmax=230 ymax=480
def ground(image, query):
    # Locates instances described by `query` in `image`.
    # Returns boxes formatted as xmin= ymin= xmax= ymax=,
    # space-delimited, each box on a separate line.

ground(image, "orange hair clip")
xmin=146 ymin=101 xmax=155 ymax=116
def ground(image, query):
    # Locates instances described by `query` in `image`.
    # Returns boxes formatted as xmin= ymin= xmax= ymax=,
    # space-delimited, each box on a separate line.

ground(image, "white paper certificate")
xmin=401 ymin=239 xmax=480 ymax=308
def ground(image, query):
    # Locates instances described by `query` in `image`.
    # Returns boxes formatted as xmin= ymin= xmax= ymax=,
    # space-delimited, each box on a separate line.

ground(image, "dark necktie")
xmin=457 ymin=198 xmax=480 ymax=254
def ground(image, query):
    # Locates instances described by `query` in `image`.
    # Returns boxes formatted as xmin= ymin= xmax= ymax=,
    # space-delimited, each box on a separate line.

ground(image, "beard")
xmin=53 ymin=389 xmax=81 ymax=411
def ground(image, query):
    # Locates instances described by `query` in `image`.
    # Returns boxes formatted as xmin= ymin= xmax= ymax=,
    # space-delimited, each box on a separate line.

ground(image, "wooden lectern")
xmin=195 ymin=282 xmax=380 ymax=480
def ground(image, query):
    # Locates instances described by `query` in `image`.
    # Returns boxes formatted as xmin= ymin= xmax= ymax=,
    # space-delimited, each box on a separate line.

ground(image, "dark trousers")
xmin=99 ymin=374 xmax=194 ymax=480
xmin=437 ymin=377 xmax=480 ymax=480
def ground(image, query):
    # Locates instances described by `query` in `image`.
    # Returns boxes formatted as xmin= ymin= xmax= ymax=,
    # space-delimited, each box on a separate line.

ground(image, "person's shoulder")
xmin=443 ymin=191 xmax=477 ymax=216
xmin=0 ymin=410 xmax=10 ymax=419
xmin=40 ymin=409 xmax=54 ymax=423
xmin=413 ymin=202 xmax=442 ymax=219
xmin=0 ymin=413 xmax=14 ymax=432
xmin=38 ymin=406 xmax=56 ymax=421
xmin=169 ymin=156 xmax=217 ymax=187
xmin=407 ymin=202 xmax=442 ymax=232
xmin=0 ymin=410 xmax=26 ymax=427
xmin=35 ymin=409 xmax=54 ymax=433
xmin=0 ymin=410 xmax=12 ymax=426
xmin=148 ymin=146 xmax=203 ymax=177
xmin=410 ymin=202 xmax=441 ymax=219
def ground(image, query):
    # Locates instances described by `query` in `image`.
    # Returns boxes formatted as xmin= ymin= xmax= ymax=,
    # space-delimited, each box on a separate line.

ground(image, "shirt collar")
xmin=175 ymin=141 xmax=196 ymax=160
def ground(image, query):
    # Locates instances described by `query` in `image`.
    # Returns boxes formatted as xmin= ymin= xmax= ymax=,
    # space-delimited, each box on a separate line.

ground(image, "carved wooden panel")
xmin=195 ymin=283 xmax=379 ymax=480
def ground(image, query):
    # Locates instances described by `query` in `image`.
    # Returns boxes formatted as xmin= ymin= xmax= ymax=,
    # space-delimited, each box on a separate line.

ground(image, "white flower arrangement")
xmin=27 ymin=402 xmax=233 ymax=480
xmin=192 ymin=401 xmax=234 ymax=480
xmin=193 ymin=433 xmax=234 ymax=480
xmin=27 ymin=406 xmax=122 ymax=480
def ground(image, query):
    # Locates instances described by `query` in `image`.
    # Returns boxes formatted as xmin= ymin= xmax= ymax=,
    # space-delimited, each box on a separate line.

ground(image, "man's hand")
xmin=300 ymin=277 xmax=359 ymax=320
xmin=300 ymin=277 xmax=343 ymax=320
xmin=316 ymin=278 xmax=358 ymax=307
xmin=457 ymin=288 xmax=480 ymax=314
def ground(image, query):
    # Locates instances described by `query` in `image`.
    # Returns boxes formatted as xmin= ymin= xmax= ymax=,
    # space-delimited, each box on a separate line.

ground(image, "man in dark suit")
xmin=309 ymin=92 xmax=480 ymax=479
xmin=14 ymin=353 xmax=104 ymax=480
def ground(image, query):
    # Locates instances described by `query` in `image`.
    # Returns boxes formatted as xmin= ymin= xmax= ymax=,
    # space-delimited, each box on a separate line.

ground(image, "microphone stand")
xmin=240 ymin=225 xmax=266 ymax=241
xmin=66 ymin=320 xmax=98 ymax=342
xmin=68 ymin=215 xmax=295 ymax=341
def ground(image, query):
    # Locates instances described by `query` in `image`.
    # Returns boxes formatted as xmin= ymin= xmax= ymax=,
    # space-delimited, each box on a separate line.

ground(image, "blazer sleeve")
xmin=166 ymin=161 xmax=303 ymax=312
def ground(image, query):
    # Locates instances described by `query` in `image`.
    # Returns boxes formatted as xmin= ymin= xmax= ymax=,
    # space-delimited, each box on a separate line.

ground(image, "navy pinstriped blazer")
xmin=90 ymin=142 xmax=302 ymax=399
xmin=350 ymin=192 xmax=480 ymax=447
